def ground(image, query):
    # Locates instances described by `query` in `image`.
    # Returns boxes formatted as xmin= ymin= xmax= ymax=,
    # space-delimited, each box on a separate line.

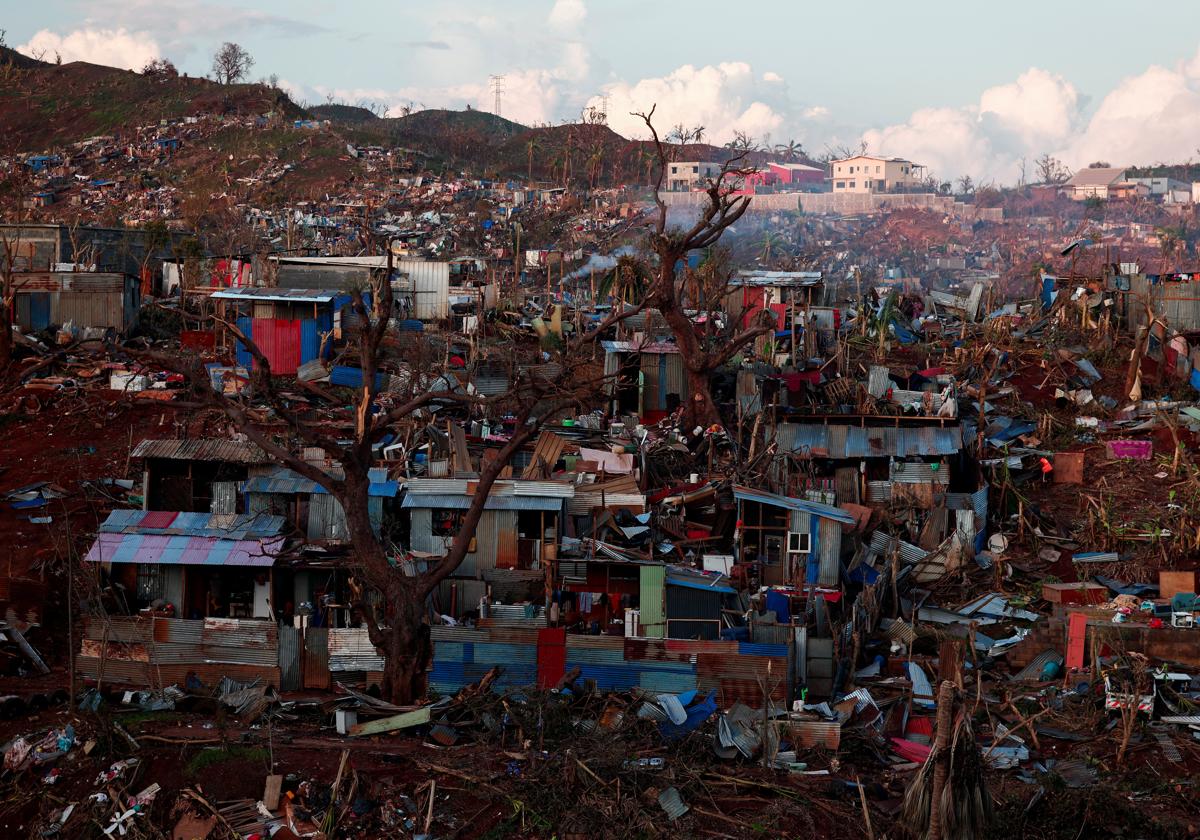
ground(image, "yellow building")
xmin=666 ymin=161 xmax=723 ymax=192
xmin=830 ymin=155 xmax=922 ymax=193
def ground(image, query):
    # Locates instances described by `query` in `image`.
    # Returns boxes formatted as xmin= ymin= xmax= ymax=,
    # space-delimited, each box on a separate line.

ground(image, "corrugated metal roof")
xmin=890 ymin=462 xmax=946 ymax=483
xmin=774 ymin=423 xmax=963 ymax=458
xmin=242 ymin=467 xmax=398 ymax=497
xmin=867 ymin=531 xmax=928 ymax=564
xmin=84 ymin=532 xmax=283 ymax=566
xmin=99 ymin=509 xmax=285 ymax=539
xmin=666 ymin=574 xmax=735 ymax=595
xmin=601 ymin=340 xmax=681 ymax=354
xmin=211 ymin=288 xmax=340 ymax=303
xmin=867 ymin=366 xmax=891 ymax=398
xmin=732 ymin=485 xmax=856 ymax=524
xmin=130 ymin=438 xmax=270 ymax=463
xmin=732 ymin=270 xmax=823 ymax=287
xmin=511 ymin=481 xmax=575 ymax=498
xmin=401 ymin=494 xmax=563 ymax=511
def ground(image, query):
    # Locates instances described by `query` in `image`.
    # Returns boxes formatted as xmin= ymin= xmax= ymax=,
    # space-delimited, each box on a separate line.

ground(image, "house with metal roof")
xmin=132 ymin=437 xmax=274 ymax=512
xmin=78 ymin=510 xmax=291 ymax=690
xmin=1062 ymin=167 xmax=1126 ymax=200
xmin=601 ymin=340 xmax=688 ymax=421
xmin=732 ymin=486 xmax=855 ymax=588
xmin=402 ymin=478 xmax=574 ymax=612
xmin=84 ymin=510 xmax=287 ymax=621
xmin=210 ymin=287 xmax=356 ymax=376
xmin=243 ymin=465 xmax=399 ymax=541
xmin=554 ymin=543 xmax=738 ymax=641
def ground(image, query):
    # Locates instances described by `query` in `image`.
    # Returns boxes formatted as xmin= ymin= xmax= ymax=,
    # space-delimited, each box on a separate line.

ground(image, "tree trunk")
xmin=686 ymin=366 xmax=720 ymax=429
xmin=928 ymin=680 xmax=956 ymax=840
xmin=378 ymin=594 xmax=430 ymax=705
xmin=0 ymin=296 xmax=11 ymax=366
xmin=341 ymin=472 xmax=432 ymax=705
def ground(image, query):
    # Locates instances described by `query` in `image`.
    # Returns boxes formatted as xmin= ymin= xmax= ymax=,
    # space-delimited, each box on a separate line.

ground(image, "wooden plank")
xmin=1053 ymin=451 xmax=1085 ymax=484
xmin=2 ymin=624 xmax=50 ymax=674
xmin=449 ymin=422 xmax=473 ymax=474
xmin=263 ymin=775 xmax=283 ymax=811
xmin=347 ymin=706 xmax=431 ymax=737
xmin=521 ymin=431 xmax=566 ymax=479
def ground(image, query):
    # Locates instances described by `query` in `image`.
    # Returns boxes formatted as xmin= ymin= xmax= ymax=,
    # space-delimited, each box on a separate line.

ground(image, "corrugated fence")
xmin=77 ymin=615 xmax=281 ymax=689
xmin=431 ymin=626 xmax=789 ymax=707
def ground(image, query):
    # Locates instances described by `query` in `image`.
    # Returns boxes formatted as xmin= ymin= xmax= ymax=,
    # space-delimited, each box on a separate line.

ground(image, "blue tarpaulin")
xmin=658 ymin=691 xmax=717 ymax=740
xmin=765 ymin=590 xmax=791 ymax=623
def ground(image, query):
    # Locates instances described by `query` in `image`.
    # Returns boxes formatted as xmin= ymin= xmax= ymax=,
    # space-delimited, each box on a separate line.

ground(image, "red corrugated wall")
xmin=254 ymin=319 xmax=302 ymax=374
xmin=537 ymin=627 xmax=566 ymax=688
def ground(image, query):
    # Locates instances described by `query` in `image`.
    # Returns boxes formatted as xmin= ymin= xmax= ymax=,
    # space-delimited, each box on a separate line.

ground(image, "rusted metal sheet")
xmin=131 ymin=438 xmax=269 ymax=463
xmin=494 ymin=511 xmax=519 ymax=570
xmin=78 ymin=616 xmax=283 ymax=688
xmin=328 ymin=628 xmax=384 ymax=672
xmin=54 ymin=291 xmax=126 ymax=329
xmin=15 ymin=272 xmax=124 ymax=292
xmin=76 ymin=657 xmax=280 ymax=689
xmin=303 ymin=627 xmax=331 ymax=690
xmin=790 ymin=720 xmax=842 ymax=749
xmin=80 ymin=640 xmax=150 ymax=661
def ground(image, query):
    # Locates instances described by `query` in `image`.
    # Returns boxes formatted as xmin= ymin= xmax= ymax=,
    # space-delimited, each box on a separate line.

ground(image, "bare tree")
xmin=635 ymin=106 xmax=776 ymax=427
xmin=0 ymin=167 xmax=35 ymax=365
xmin=956 ymin=174 xmax=975 ymax=195
xmin=211 ymin=42 xmax=254 ymax=85
xmin=1035 ymin=153 xmax=1071 ymax=185
xmin=134 ymin=258 xmax=642 ymax=703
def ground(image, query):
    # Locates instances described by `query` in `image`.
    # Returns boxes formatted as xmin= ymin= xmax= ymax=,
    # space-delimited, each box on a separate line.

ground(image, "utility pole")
xmin=489 ymin=74 xmax=505 ymax=119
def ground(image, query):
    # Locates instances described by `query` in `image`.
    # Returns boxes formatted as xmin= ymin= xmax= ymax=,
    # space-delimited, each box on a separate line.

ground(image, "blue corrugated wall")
xmin=235 ymin=317 xmax=254 ymax=368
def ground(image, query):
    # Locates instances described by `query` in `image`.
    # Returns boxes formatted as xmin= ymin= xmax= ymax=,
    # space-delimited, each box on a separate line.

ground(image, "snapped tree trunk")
xmin=928 ymin=680 xmax=956 ymax=840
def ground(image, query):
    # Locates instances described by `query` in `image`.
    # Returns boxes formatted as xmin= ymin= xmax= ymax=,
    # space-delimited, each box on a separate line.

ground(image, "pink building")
xmin=768 ymin=162 xmax=825 ymax=187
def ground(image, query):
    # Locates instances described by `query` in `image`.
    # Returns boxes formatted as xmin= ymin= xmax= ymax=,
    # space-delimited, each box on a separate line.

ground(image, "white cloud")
xmin=862 ymin=68 xmax=1082 ymax=183
xmin=860 ymin=50 xmax=1200 ymax=183
xmin=548 ymin=0 xmax=587 ymax=32
xmin=1060 ymin=61 xmax=1200 ymax=168
xmin=591 ymin=62 xmax=818 ymax=146
xmin=18 ymin=27 xmax=161 ymax=70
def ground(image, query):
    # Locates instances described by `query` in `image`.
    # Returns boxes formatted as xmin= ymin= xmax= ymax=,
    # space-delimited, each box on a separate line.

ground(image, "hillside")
xmin=380 ymin=108 xmax=527 ymax=140
xmin=308 ymin=103 xmax=379 ymax=124
xmin=0 ymin=44 xmax=46 ymax=71
xmin=0 ymin=50 xmax=823 ymax=191
xmin=0 ymin=58 xmax=301 ymax=154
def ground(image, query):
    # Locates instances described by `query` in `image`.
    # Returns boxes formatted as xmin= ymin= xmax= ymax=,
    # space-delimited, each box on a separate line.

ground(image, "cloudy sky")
xmin=11 ymin=0 xmax=1200 ymax=183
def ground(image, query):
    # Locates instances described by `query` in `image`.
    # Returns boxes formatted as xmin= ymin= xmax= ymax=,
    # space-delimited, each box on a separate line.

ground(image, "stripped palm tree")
xmin=598 ymin=254 xmax=652 ymax=305
xmin=525 ymin=136 xmax=541 ymax=182
xmin=901 ymin=681 xmax=993 ymax=840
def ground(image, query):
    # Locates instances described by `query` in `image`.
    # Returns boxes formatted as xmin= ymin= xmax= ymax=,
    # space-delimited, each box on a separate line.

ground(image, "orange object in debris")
xmin=1039 ymin=457 xmax=1053 ymax=474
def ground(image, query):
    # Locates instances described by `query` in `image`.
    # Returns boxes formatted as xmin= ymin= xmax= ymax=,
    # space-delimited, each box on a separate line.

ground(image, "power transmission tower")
xmin=489 ymin=74 xmax=505 ymax=118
